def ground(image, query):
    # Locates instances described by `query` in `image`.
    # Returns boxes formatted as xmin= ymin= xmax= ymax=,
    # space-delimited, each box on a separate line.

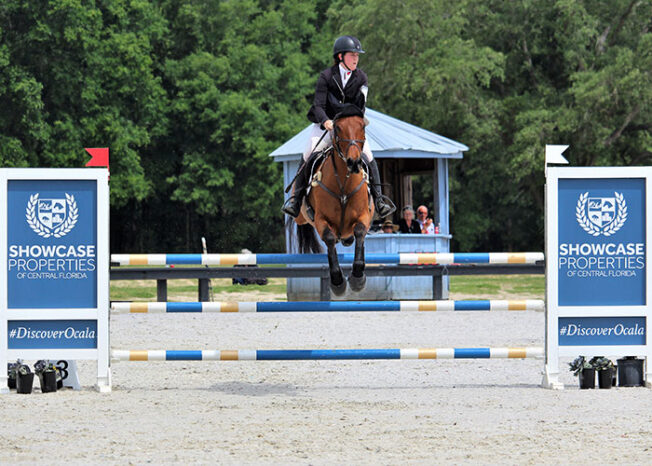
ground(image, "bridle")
xmin=332 ymin=119 xmax=366 ymax=174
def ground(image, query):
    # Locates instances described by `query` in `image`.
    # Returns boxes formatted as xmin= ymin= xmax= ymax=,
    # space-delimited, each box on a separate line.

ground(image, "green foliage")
xmin=454 ymin=0 xmax=652 ymax=250
xmin=0 ymin=0 xmax=167 ymax=206
xmin=569 ymin=355 xmax=592 ymax=376
xmin=328 ymin=0 xmax=651 ymax=251
xmin=153 ymin=0 xmax=316 ymax=251
xmin=1 ymin=0 xmax=649 ymax=252
xmin=589 ymin=356 xmax=614 ymax=371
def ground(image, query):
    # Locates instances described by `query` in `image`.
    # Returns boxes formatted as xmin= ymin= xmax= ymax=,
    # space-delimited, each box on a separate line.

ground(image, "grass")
xmin=110 ymin=278 xmax=287 ymax=301
xmin=110 ymin=275 xmax=544 ymax=301
xmin=111 ymin=284 xmax=157 ymax=301
xmin=449 ymin=275 xmax=544 ymax=298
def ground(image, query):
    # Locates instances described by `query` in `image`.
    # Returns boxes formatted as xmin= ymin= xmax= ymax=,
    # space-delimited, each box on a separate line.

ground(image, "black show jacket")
xmin=307 ymin=64 xmax=367 ymax=127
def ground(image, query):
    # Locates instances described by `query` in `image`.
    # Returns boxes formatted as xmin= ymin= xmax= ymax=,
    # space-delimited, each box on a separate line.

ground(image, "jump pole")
xmin=111 ymin=252 xmax=544 ymax=266
xmin=111 ymin=300 xmax=544 ymax=313
xmin=112 ymin=347 xmax=544 ymax=361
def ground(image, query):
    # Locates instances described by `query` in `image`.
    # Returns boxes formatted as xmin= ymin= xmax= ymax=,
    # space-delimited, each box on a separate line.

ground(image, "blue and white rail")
xmin=111 ymin=252 xmax=544 ymax=266
xmin=111 ymin=300 xmax=544 ymax=313
xmin=112 ymin=347 xmax=545 ymax=361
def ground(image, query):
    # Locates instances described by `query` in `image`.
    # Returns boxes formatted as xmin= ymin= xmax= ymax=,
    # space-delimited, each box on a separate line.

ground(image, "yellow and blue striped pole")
xmin=111 ymin=252 xmax=544 ymax=266
xmin=111 ymin=300 xmax=544 ymax=313
xmin=112 ymin=347 xmax=544 ymax=361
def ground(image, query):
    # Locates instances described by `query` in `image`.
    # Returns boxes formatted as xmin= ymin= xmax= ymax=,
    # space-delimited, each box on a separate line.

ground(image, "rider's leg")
xmin=363 ymin=144 xmax=396 ymax=218
xmin=282 ymin=125 xmax=332 ymax=218
xmin=281 ymin=159 xmax=308 ymax=217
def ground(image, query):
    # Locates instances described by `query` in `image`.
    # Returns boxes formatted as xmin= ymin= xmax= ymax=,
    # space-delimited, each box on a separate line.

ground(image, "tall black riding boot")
xmin=282 ymin=161 xmax=309 ymax=218
xmin=367 ymin=159 xmax=396 ymax=218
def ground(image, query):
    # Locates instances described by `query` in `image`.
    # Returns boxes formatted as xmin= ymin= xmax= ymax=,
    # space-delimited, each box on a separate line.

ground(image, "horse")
xmin=292 ymin=106 xmax=373 ymax=296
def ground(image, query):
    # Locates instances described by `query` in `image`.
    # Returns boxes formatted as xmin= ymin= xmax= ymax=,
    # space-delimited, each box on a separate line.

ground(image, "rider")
xmin=282 ymin=35 xmax=396 ymax=219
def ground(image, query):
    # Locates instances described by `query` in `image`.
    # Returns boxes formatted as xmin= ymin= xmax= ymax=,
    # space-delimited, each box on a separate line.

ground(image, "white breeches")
xmin=302 ymin=123 xmax=374 ymax=162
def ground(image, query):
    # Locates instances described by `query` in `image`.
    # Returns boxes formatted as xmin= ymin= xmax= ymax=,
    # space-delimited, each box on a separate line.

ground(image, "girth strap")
xmin=313 ymin=153 xmax=369 ymax=237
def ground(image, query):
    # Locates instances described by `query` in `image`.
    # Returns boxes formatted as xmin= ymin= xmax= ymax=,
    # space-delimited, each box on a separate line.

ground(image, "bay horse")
xmin=293 ymin=106 xmax=373 ymax=296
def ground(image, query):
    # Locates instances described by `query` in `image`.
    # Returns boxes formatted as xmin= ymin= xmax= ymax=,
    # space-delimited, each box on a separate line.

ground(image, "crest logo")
xmin=576 ymin=192 xmax=627 ymax=237
xmin=26 ymin=193 xmax=78 ymax=238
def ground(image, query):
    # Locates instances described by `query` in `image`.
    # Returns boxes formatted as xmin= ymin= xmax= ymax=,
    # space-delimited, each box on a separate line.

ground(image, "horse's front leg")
xmin=348 ymin=222 xmax=367 ymax=292
xmin=322 ymin=226 xmax=347 ymax=296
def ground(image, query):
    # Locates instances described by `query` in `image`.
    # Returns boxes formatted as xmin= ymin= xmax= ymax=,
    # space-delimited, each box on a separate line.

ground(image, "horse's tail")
xmin=285 ymin=214 xmax=322 ymax=254
xmin=297 ymin=224 xmax=323 ymax=253
xmin=285 ymin=216 xmax=297 ymax=252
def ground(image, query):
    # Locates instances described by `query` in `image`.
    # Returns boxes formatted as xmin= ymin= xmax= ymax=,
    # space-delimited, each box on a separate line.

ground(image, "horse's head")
xmin=333 ymin=107 xmax=366 ymax=174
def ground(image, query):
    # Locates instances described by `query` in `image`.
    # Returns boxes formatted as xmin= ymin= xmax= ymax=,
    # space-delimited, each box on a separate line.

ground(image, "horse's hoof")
xmin=348 ymin=273 xmax=366 ymax=292
xmin=341 ymin=236 xmax=354 ymax=247
xmin=330 ymin=279 xmax=347 ymax=296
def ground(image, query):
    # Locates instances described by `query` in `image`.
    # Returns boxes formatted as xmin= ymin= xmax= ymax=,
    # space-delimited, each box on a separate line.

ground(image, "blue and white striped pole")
xmin=112 ymin=347 xmax=544 ymax=361
xmin=111 ymin=300 xmax=544 ymax=313
xmin=111 ymin=252 xmax=544 ymax=266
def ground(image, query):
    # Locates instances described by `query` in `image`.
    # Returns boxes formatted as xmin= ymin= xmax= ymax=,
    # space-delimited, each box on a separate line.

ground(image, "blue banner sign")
xmin=558 ymin=317 xmax=646 ymax=346
xmin=8 ymin=320 xmax=98 ymax=349
xmin=7 ymin=180 xmax=97 ymax=308
xmin=557 ymin=178 xmax=646 ymax=306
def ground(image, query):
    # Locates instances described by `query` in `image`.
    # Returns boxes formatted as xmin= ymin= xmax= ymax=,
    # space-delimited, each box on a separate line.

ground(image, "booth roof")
xmin=270 ymin=108 xmax=468 ymax=162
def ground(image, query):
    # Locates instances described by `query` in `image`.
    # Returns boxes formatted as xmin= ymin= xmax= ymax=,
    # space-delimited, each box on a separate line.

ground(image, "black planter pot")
xmin=579 ymin=368 xmax=596 ymax=389
xmin=617 ymin=358 xmax=644 ymax=387
xmin=38 ymin=371 xmax=58 ymax=393
xmin=16 ymin=373 xmax=34 ymax=394
xmin=598 ymin=368 xmax=614 ymax=389
xmin=7 ymin=363 xmax=17 ymax=389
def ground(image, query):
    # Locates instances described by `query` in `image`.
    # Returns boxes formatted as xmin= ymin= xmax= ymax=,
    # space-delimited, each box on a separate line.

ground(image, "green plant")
xmin=7 ymin=361 xmax=18 ymax=380
xmin=34 ymin=360 xmax=60 ymax=377
xmin=17 ymin=362 xmax=31 ymax=376
xmin=589 ymin=356 xmax=615 ymax=371
xmin=568 ymin=356 xmax=592 ymax=376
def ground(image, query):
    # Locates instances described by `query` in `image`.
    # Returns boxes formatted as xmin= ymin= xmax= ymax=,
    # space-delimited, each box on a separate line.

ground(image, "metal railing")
xmin=110 ymin=262 xmax=545 ymax=301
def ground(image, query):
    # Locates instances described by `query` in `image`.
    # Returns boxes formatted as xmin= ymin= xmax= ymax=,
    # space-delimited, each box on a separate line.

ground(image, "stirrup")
xmin=375 ymin=194 xmax=396 ymax=217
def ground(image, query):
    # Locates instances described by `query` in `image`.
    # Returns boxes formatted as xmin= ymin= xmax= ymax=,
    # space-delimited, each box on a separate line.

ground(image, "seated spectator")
xmin=398 ymin=206 xmax=421 ymax=233
xmin=416 ymin=205 xmax=435 ymax=234
xmin=381 ymin=220 xmax=396 ymax=234
xmin=233 ymin=248 xmax=268 ymax=285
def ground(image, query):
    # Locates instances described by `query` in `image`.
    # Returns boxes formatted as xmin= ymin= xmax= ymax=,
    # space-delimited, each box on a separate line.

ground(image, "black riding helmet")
xmin=333 ymin=35 xmax=365 ymax=60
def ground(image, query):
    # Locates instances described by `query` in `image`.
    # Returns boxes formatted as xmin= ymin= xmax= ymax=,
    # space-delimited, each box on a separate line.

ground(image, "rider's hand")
xmin=323 ymin=120 xmax=334 ymax=131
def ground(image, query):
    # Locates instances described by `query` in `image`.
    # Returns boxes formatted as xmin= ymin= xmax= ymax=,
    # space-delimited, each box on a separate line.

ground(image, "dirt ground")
xmin=1 ymin=287 xmax=651 ymax=464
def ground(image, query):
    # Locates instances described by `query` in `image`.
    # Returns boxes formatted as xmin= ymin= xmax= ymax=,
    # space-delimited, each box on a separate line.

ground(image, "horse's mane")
xmin=334 ymin=104 xmax=364 ymax=120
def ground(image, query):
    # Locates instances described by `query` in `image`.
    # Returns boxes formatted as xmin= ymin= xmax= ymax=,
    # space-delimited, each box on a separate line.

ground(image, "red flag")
xmin=85 ymin=148 xmax=109 ymax=171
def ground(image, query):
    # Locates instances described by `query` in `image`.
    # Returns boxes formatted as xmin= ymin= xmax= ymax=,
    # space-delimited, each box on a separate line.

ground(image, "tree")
xmin=142 ymin=0 xmax=318 ymax=251
xmin=325 ymin=0 xmax=651 ymax=250
xmin=326 ymin=0 xmax=507 ymax=250
xmin=0 ymin=0 xmax=168 ymax=207
xmin=2 ymin=0 xmax=649 ymax=253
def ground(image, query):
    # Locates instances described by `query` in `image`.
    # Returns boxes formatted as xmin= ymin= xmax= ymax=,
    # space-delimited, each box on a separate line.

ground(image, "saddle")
xmin=303 ymin=149 xmax=329 ymax=221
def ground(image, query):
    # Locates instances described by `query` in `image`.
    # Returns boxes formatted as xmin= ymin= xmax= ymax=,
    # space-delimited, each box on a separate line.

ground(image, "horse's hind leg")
xmin=348 ymin=222 xmax=367 ymax=292
xmin=322 ymin=226 xmax=346 ymax=296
